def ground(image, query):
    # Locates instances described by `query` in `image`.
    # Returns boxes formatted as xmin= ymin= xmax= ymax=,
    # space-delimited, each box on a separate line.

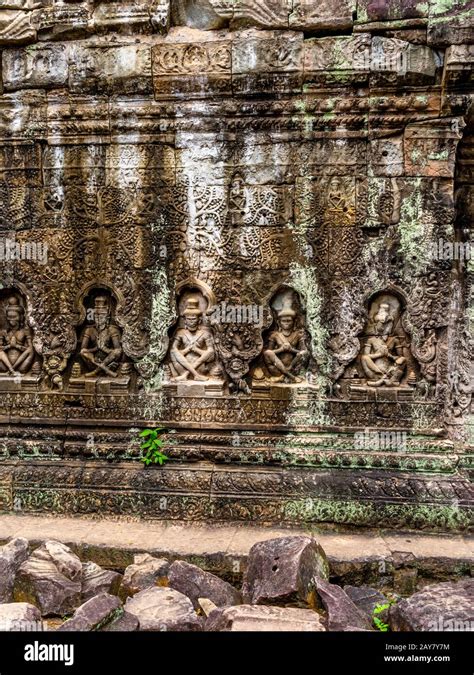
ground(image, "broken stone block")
xmin=289 ymin=0 xmax=355 ymax=31
xmin=369 ymin=137 xmax=404 ymax=177
xmin=445 ymin=45 xmax=474 ymax=88
xmin=125 ymin=586 xmax=202 ymax=631
xmin=57 ymin=593 xmax=123 ymax=631
xmin=206 ymin=604 xmax=326 ymax=631
xmin=315 ymin=578 xmax=374 ymax=631
xmin=168 ymin=560 xmax=241 ymax=609
xmin=232 ymin=30 xmax=303 ymax=96
xmin=34 ymin=2 xmax=90 ymax=41
xmin=390 ymin=579 xmax=474 ymax=631
xmin=370 ymin=37 xmax=438 ymax=86
xmin=2 ymin=44 xmax=69 ymax=91
xmin=0 ymin=8 xmax=36 ymax=46
xmin=0 ymin=537 xmax=29 ymax=603
xmin=198 ymin=598 xmax=218 ymax=617
xmin=171 ymin=0 xmax=227 ymax=30
xmin=36 ymin=541 xmax=82 ymax=582
xmin=242 ymin=536 xmax=329 ymax=606
xmin=230 ymin=0 xmax=291 ymax=29
xmin=0 ymin=602 xmax=42 ymax=631
xmin=427 ymin=1 xmax=474 ymax=47
xmin=303 ymin=35 xmax=371 ymax=88
xmin=81 ymin=561 xmax=122 ymax=602
xmin=69 ymin=42 xmax=153 ymax=95
xmin=13 ymin=541 xmax=82 ymax=616
xmin=119 ymin=553 xmax=169 ymax=599
xmin=344 ymin=585 xmax=389 ymax=620
xmin=404 ymin=118 xmax=464 ymax=178
xmin=152 ymin=31 xmax=232 ymax=99
xmin=101 ymin=610 xmax=140 ymax=632
xmin=356 ymin=0 xmax=427 ymax=24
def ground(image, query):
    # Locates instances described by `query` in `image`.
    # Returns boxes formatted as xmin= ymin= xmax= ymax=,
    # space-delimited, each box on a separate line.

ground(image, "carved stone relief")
xmin=70 ymin=290 xmax=134 ymax=393
xmin=164 ymin=288 xmax=224 ymax=392
xmin=252 ymin=288 xmax=314 ymax=387
xmin=0 ymin=291 xmax=39 ymax=389
xmin=0 ymin=1 xmax=471 ymax=527
xmin=339 ymin=292 xmax=419 ymax=398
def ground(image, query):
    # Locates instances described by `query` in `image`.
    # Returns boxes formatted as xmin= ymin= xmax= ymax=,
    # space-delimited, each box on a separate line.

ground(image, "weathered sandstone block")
xmin=14 ymin=541 xmax=82 ymax=616
xmin=125 ymin=586 xmax=202 ymax=631
xmin=242 ymin=536 xmax=330 ymax=606
xmin=0 ymin=537 xmax=29 ymax=603
xmin=371 ymin=36 xmax=439 ymax=85
xmin=0 ymin=602 xmax=42 ymax=631
xmin=119 ymin=554 xmax=169 ymax=599
xmin=290 ymin=0 xmax=355 ymax=31
xmin=303 ymin=35 xmax=371 ymax=87
xmin=0 ymin=7 xmax=36 ymax=46
xmin=58 ymin=593 xmax=123 ymax=631
xmin=69 ymin=41 xmax=153 ymax=95
xmin=232 ymin=30 xmax=303 ymax=96
xmin=81 ymin=561 xmax=122 ymax=602
xmin=2 ymin=43 xmax=69 ymax=90
xmin=169 ymin=560 xmax=242 ymax=609
xmin=206 ymin=604 xmax=326 ymax=631
xmin=390 ymin=579 xmax=474 ymax=631
xmin=152 ymin=30 xmax=232 ymax=99
xmin=314 ymin=577 xmax=374 ymax=631
xmin=404 ymin=118 xmax=465 ymax=178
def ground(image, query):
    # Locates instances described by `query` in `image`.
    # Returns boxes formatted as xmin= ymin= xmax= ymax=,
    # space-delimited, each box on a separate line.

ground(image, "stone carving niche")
xmin=164 ymin=288 xmax=224 ymax=395
xmin=343 ymin=292 xmax=418 ymax=399
xmin=252 ymin=287 xmax=313 ymax=388
xmin=0 ymin=290 xmax=40 ymax=390
xmin=70 ymin=289 xmax=133 ymax=393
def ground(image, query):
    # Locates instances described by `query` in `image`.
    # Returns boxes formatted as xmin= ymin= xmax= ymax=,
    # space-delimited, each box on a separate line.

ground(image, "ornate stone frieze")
xmin=0 ymin=1 xmax=471 ymax=529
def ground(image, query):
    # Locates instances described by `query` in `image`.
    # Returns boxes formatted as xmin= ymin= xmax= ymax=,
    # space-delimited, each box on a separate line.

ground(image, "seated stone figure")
xmin=80 ymin=295 xmax=122 ymax=378
xmin=0 ymin=296 xmax=35 ymax=376
xmin=263 ymin=305 xmax=309 ymax=384
xmin=361 ymin=301 xmax=407 ymax=387
xmin=169 ymin=297 xmax=221 ymax=382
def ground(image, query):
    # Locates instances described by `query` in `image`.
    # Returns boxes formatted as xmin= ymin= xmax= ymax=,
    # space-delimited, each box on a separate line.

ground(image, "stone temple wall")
xmin=0 ymin=0 xmax=472 ymax=530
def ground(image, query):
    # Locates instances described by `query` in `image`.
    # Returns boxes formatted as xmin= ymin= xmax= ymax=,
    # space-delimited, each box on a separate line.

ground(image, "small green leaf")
xmin=373 ymin=603 xmax=390 ymax=615
xmin=373 ymin=616 xmax=389 ymax=632
xmin=139 ymin=428 xmax=170 ymax=468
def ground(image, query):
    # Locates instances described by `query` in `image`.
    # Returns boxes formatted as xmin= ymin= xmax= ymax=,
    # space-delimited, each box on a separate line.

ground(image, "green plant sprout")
xmin=139 ymin=428 xmax=169 ymax=466
xmin=372 ymin=602 xmax=392 ymax=632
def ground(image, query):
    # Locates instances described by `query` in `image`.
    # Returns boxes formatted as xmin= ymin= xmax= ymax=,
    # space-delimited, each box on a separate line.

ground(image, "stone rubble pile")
xmin=0 ymin=536 xmax=472 ymax=632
